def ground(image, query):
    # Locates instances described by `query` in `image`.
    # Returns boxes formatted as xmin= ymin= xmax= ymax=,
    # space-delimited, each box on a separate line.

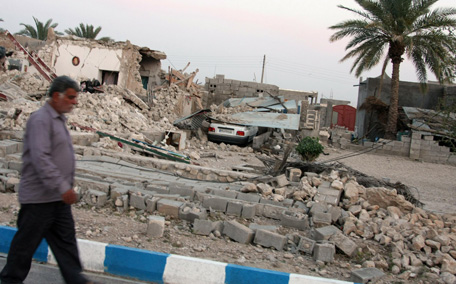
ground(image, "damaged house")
xmin=2 ymin=28 xmax=167 ymax=99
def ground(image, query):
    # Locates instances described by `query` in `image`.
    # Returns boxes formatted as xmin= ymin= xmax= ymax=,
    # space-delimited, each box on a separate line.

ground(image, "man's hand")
xmin=62 ymin=189 xmax=78 ymax=204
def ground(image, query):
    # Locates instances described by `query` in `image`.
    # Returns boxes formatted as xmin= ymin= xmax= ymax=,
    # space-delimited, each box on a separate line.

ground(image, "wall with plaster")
xmin=52 ymin=43 xmax=122 ymax=81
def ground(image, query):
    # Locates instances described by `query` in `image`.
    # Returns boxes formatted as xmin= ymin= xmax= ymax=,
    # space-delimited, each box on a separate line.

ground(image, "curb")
xmin=0 ymin=226 xmax=358 ymax=284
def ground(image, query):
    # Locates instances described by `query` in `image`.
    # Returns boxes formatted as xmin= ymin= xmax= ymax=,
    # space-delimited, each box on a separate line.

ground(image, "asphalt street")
xmin=0 ymin=256 xmax=153 ymax=284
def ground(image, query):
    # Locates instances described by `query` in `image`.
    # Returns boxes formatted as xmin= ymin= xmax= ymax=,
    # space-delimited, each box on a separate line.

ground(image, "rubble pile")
xmin=208 ymin=103 xmax=255 ymax=122
xmin=0 ymin=70 xmax=49 ymax=95
xmin=0 ymin=99 xmax=41 ymax=131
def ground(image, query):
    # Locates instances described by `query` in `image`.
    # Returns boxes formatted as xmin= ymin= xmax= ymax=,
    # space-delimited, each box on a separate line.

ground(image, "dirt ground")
xmin=316 ymin=147 xmax=456 ymax=214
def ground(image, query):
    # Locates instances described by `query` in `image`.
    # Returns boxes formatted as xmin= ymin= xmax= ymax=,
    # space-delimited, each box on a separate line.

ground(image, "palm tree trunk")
xmin=385 ymin=62 xmax=401 ymax=140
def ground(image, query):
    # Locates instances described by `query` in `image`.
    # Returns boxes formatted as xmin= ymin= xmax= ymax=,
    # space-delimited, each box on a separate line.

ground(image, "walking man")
xmin=0 ymin=76 xmax=93 ymax=284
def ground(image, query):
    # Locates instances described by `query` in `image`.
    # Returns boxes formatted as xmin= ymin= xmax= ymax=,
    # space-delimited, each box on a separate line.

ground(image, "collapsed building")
xmin=1 ymin=29 xmax=456 ymax=283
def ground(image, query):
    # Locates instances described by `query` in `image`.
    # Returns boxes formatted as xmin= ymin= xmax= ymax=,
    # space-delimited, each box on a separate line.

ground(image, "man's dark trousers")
xmin=0 ymin=201 xmax=87 ymax=284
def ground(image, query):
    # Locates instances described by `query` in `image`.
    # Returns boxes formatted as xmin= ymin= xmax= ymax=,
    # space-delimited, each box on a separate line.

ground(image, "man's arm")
xmin=27 ymin=117 xmax=72 ymax=196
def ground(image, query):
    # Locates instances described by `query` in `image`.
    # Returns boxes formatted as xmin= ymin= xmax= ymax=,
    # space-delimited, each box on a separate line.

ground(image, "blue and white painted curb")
xmin=0 ymin=226 xmax=358 ymax=284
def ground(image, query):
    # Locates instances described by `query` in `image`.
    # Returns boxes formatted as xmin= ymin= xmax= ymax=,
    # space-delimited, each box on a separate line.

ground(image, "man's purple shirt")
xmin=19 ymin=102 xmax=75 ymax=204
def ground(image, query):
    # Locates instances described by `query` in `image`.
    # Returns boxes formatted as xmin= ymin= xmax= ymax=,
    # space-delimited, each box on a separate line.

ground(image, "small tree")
xmin=296 ymin=137 xmax=324 ymax=162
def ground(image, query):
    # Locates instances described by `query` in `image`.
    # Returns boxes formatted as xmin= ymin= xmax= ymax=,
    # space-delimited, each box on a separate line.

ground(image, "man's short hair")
xmin=48 ymin=76 xmax=80 ymax=97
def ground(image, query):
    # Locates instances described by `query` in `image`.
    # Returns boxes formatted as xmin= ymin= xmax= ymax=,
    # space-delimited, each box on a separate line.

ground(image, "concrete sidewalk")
xmin=0 ymin=226 xmax=358 ymax=284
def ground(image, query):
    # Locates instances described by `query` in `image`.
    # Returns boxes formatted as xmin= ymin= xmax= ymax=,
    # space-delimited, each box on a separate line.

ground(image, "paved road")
xmin=0 ymin=256 xmax=153 ymax=284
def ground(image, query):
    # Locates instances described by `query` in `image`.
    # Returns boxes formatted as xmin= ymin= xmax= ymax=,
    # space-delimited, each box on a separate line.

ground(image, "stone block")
xmin=146 ymin=197 xmax=160 ymax=213
xmin=84 ymin=189 xmax=107 ymax=208
xmin=236 ymin=192 xmax=260 ymax=203
xmin=147 ymin=216 xmax=165 ymax=238
xmin=263 ymin=204 xmax=287 ymax=220
xmin=330 ymin=232 xmax=358 ymax=257
xmin=260 ymin=198 xmax=282 ymax=206
xmin=254 ymin=229 xmax=287 ymax=251
xmin=314 ymin=225 xmax=341 ymax=241
xmin=129 ymin=192 xmax=151 ymax=210
xmin=7 ymin=161 xmax=22 ymax=173
xmin=313 ymin=243 xmax=335 ymax=262
xmin=350 ymin=268 xmax=385 ymax=284
xmin=270 ymin=174 xmax=289 ymax=187
xmin=328 ymin=207 xmax=342 ymax=223
xmin=146 ymin=185 xmax=169 ymax=194
xmin=298 ymin=236 xmax=316 ymax=255
xmin=110 ymin=186 xmax=130 ymax=200
xmin=75 ymin=177 xmax=110 ymax=194
xmin=178 ymin=205 xmax=207 ymax=222
xmin=202 ymin=196 xmax=230 ymax=212
xmin=241 ymin=203 xmax=256 ymax=219
xmin=309 ymin=203 xmax=328 ymax=215
xmin=0 ymin=140 xmax=20 ymax=157
xmin=210 ymin=188 xmax=238 ymax=199
xmin=193 ymin=219 xmax=216 ymax=236
xmin=222 ymin=220 xmax=254 ymax=244
xmin=312 ymin=212 xmax=332 ymax=227
xmin=280 ymin=211 xmax=309 ymax=230
xmin=157 ymin=199 xmax=184 ymax=218
xmin=248 ymin=224 xmax=278 ymax=233
xmin=287 ymin=168 xmax=302 ymax=182
xmin=169 ymin=183 xmax=195 ymax=200
xmin=226 ymin=201 xmax=244 ymax=216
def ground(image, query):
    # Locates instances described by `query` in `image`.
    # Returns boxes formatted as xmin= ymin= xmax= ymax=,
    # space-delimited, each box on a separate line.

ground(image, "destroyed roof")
xmin=224 ymin=96 xmax=297 ymax=112
xmin=403 ymin=106 xmax=455 ymax=137
xmin=230 ymin=112 xmax=300 ymax=130
xmin=138 ymin=47 xmax=167 ymax=60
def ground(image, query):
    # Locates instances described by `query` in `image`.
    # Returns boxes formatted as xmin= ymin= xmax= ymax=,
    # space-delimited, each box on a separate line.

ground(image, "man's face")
xmin=51 ymin=88 xmax=78 ymax=114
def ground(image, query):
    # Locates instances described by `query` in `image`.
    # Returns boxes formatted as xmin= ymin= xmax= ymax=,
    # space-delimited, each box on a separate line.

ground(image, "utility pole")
xmin=260 ymin=54 xmax=266 ymax=83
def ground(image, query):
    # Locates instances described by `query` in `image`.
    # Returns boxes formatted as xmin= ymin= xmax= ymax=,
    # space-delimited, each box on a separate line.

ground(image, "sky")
xmin=2 ymin=0 xmax=455 ymax=106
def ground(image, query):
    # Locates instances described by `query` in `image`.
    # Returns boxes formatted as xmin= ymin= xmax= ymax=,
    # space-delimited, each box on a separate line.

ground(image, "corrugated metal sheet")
xmin=230 ymin=112 xmax=300 ymax=130
xmin=225 ymin=97 xmax=298 ymax=112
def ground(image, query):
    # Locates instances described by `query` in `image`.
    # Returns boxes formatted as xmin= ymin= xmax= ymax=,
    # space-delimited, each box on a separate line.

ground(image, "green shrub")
xmin=296 ymin=136 xmax=324 ymax=162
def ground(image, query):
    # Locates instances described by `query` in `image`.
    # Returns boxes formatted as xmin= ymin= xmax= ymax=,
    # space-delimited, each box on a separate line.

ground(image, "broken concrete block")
xmin=110 ymin=186 xmax=129 ymax=200
xmin=280 ymin=211 xmax=309 ymax=230
xmin=157 ymin=199 xmax=184 ymax=218
xmin=7 ymin=161 xmax=22 ymax=173
xmin=313 ymin=242 xmax=335 ymax=262
xmin=146 ymin=197 xmax=160 ymax=213
xmin=84 ymin=189 xmax=107 ymax=208
xmin=178 ymin=205 xmax=207 ymax=222
xmin=193 ymin=219 xmax=216 ymax=236
xmin=314 ymin=225 xmax=341 ymax=241
xmin=146 ymin=185 xmax=169 ymax=194
xmin=263 ymin=204 xmax=287 ymax=220
xmin=254 ymin=229 xmax=287 ymax=251
xmin=0 ymin=140 xmax=20 ymax=157
xmin=210 ymin=188 xmax=238 ymax=199
xmin=287 ymin=168 xmax=302 ymax=182
xmin=271 ymin=174 xmax=289 ymax=187
xmin=222 ymin=220 xmax=254 ymax=244
xmin=241 ymin=203 xmax=256 ymax=219
xmin=350 ymin=268 xmax=385 ymax=284
xmin=309 ymin=203 xmax=328 ymax=216
xmin=129 ymin=192 xmax=150 ymax=210
xmin=236 ymin=192 xmax=261 ymax=203
xmin=312 ymin=212 xmax=332 ymax=227
xmin=226 ymin=201 xmax=243 ymax=216
xmin=298 ymin=236 xmax=316 ymax=255
xmin=147 ymin=216 xmax=165 ymax=238
xmin=330 ymin=232 xmax=358 ymax=257
xmin=328 ymin=206 xmax=343 ymax=223
xmin=248 ymin=224 xmax=278 ymax=233
xmin=75 ymin=177 xmax=110 ymax=194
xmin=202 ymin=196 xmax=229 ymax=212
xmin=168 ymin=183 xmax=195 ymax=200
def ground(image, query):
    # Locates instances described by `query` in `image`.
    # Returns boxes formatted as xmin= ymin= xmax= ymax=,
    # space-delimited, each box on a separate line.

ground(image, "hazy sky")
xmin=2 ymin=0 xmax=455 ymax=106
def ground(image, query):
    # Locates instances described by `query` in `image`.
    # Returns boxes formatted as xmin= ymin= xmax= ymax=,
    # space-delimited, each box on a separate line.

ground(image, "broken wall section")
xmin=204 ymin=74 xmax=280 ymax=107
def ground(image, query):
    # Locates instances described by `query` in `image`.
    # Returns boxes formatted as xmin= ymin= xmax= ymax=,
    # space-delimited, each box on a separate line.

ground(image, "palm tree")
xmin=16 ymin=17 xmax=62 ymax=40
xmin=65 ymin=23 xmax=113 ymax=42
xmin=329 ymin=0 xmax=456 ymax=139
